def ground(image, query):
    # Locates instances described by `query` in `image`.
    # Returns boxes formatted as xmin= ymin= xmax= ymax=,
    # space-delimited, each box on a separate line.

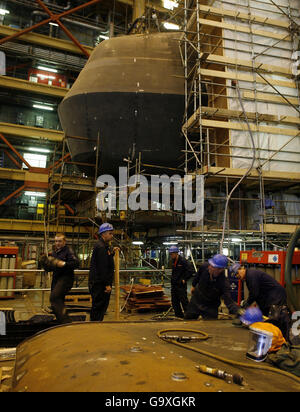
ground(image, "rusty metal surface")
xmin=12 ymin=320 xmax=300 ymax=392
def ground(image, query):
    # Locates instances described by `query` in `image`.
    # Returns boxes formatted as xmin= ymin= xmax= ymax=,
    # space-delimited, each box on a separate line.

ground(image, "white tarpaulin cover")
xmin=215 ymin=0 xmax=300 ymax=172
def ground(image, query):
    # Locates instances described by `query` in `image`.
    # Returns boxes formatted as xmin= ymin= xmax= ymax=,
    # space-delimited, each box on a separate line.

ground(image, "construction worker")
xmin=184 ymin=254 xmax=240 ymax=320
xmin=230 ymin=263 xmax=290 ymax=339
xmin=40 ymin=233 xmax=80 ymax=324
xmin=169 ymin=246 xmax=195 ymax=318
xmin=89 ymin=223 xmax=116 ymax=321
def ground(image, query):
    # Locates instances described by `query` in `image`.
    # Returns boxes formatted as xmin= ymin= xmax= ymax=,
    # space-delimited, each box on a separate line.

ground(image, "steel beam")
xmin=0 ymin=75 xmax=68 ymax=98
xmin=0 ymin=0 xmax=102 ymax=57
xmin=0 ymin=218 xmax=89 ymax=233
xmin=0 ymin=122 xmax=64 ymax=142
xmin=35 ymin=0 xmax=93 ymax=58
xmin=0 ymin=25 xmax=94 ymax=55
xmin=0 ymin=184 xmax=26 ymax=206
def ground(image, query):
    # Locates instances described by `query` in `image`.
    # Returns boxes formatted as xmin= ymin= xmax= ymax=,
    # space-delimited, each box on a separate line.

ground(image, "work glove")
xmin=237 ymin=307 xmax=246 ymax=317
xmin=39 ymin=254 xmax=65 ymax=272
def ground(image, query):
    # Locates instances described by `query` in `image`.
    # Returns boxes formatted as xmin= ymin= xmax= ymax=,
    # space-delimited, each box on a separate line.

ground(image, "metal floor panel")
xmin=12 ymin=320 xmax=300 ymax=392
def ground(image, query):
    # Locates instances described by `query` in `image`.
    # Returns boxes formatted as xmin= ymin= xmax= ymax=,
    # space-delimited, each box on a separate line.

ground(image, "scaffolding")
xmin=178 ymin=0 xmax=300 ymax=257
xmin=46 ymin=133 xmax=101 ymax=263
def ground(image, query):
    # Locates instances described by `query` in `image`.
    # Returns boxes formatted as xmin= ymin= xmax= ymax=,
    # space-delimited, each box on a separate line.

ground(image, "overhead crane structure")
xmin=178 ymin=0 xmax=300 ymax=253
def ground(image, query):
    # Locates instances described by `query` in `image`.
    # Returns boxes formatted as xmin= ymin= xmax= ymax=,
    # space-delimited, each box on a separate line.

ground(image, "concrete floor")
xmin=1 ymin=280 xmax=300 ymax=392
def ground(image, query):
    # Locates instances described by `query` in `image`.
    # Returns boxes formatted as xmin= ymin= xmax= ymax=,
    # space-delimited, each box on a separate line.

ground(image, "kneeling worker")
xmin=230 ymin=263 xmax=290 ymax=339
xmin=89 ymin=223 xmax=116 ymax=321
xmin=169 ymin=246 xmax=195 ymax=318
xmin=185 ymin=254 xmax=240 ymax=320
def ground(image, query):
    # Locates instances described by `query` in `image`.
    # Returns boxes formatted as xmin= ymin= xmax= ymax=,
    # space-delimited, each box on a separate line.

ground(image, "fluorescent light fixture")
xmin=28 ymin=147 xmax=51 ymax=153
xmin=49 ymin=22 xmax=59 ymax=27
xmin=99 ymin=35 xmax=109 ymax=40
xmin=0 ymin=9 xmax=10 ymax=15
xmin=37 ymin=73 xmax=56 ymax=80
xmin=163 ymin=242 xmax=178 ymax=245
xmin=33 ymin=104 xmax=54 ymax=111
xmin=163 ymin=0 xmax=178 ymax=10
xmin=232 ymin=238 xmax=243 ymax=243
xmin=24 ymin=191 xmax=46 ymax=197
xmin=163 ymin=22 xmax=180 ymax=30
xmin=132 ymin=241 xmax=144 ymax=245
xmin=37 ymin=66 xmax=58 ymax=73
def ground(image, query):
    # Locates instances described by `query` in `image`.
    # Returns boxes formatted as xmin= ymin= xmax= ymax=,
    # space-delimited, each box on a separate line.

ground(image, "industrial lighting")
xmin=28 ymin=147 xmax=51 ymax=153
xmin=132 ymin=241 xmax=144 ymax=245
xmin=163 ymin=242 xmax=178 ymax=245
xmin=49 ymin=22 xmax=59 ymax=27
xmin=37 ymin=73 xmax=56 ymax=80
xmin=232 ymin=238 xmax=243 ymax=243
xmin=99 ymin=35 xmax=109 ymax=40
xmin=33 ymin=104 xmax=54 ymax=111
xmin=0 ymin=9 xmax=9 ymax=15
xmin=24 ymin=191 xmax=46 ymax=197
xmin=37 ymin=66 xmax=58 ymax=73
xmin=163 ymin=0 xmax=178 ymax=10
xmin=163 ymin=22 xmax=180 ymax=30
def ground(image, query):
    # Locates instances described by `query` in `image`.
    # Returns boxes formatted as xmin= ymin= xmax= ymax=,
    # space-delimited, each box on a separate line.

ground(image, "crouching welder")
xmin=230 ymin=263 xmax=291 ymax=340
xmin=169 ymin=246 xmax=195 ymax=318
xmin=184 ymin=254 xmax=241 ymax=320
xmin=40 ymin=233 xmax=80 ymax=324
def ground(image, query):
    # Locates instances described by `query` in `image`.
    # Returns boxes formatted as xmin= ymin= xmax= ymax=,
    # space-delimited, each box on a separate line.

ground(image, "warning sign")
xmin=268 ymin=254 xmax=279 ymax=264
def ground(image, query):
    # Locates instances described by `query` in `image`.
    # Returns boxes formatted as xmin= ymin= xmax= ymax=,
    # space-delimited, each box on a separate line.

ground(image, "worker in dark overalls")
xmin=185 ymin=254 xmax=240 ymax=320
xmin=41 ymin=233 xmax=79 ymax=324
xmin=230 ymin=263 xmax=290 ymax=339
xmin=89 ymin=223 xmax=116 ymax=321
xmin=169 ymin=246 xmax=195 ymax=318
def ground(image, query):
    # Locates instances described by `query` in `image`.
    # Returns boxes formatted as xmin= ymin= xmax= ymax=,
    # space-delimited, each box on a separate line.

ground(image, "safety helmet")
xmin=169 ymin=246 xmax=179 ymax=253
xmin=98 ymin=223 xmax=114 ymax=235
xmin=208 ymin=254 xmax=228 ymax=269
xmin=240 ymin=307 xmax=263 ymax=326
xmin=229 ymin=263 xmax=241 ymax=275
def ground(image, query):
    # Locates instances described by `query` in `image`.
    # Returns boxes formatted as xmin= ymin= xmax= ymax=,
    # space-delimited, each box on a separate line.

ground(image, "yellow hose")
xmin=157 ymin=328 xmax=300 ymax=386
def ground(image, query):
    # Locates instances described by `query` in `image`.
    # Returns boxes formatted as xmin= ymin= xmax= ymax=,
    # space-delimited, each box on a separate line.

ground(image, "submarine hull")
xmin=58 ymin=32 xmax=185 ymax=176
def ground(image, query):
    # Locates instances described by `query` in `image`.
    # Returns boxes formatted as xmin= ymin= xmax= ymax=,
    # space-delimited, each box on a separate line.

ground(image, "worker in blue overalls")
xmin=169 ymin=246 xmax=195 ymax=318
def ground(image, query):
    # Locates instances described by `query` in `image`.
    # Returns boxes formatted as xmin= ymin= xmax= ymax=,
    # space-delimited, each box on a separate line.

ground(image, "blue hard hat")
xmin=229 ymin=263 xmax=241 ymax=275
xmin=169 ymin=246 xmax=179 ymax=253
xmin=98 ymin=223 xmax=114 ymax=234
xmin=208 ymin=254 xmax=228 ymax=269
xmin=240 ymin=307 xmax=263 ymax=326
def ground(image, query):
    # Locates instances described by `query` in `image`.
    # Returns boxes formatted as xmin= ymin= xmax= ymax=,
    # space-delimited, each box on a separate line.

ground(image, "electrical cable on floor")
xmin=119 ymin=277 xmax=134 ymax=313
xmin=219 ymin=80 xmax=257 ymax=253
xmin=157 ymin=328 xmax=300 ymax=386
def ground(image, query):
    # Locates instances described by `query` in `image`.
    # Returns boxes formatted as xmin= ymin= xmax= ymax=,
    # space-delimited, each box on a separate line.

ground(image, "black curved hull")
xmin=58 ymin=32 xmax=185 ymax=176
xmin=59 ymin=91 xmax=184 ymax=175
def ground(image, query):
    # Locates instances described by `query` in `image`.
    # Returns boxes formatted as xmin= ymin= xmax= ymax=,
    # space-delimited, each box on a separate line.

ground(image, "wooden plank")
xmin=199 ymin=118 xmax=300 ymax=137
xmin=200 ymin=68 xmax=296 ymax=89
xmin=199 ymin=166 xmax=300 ymax=183
xmin=184 ymin=106 xmax=300 ymax=130
xmin=261 ymin=224 xmax=300 ymax=234
xmin=198 ymin=18 xmax=291 ymax=41
xmin=244 ymin=91 xmax=300 ymax=105
xmin=201 ymin=53 xmax=293 ymax=77
xmin=199 ymin=4 xmax=290 ymax=29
